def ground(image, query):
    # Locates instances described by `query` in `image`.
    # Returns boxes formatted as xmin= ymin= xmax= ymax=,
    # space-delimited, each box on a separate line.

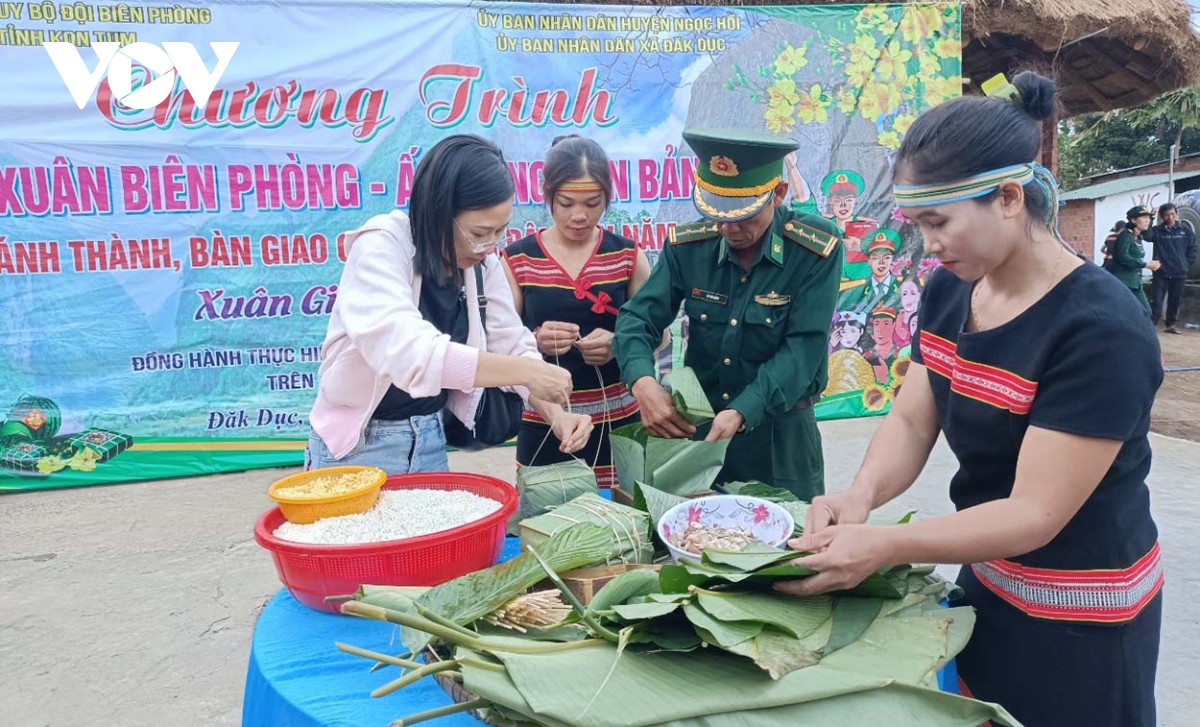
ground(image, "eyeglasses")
xmin=454 ymin=220 xmax=505 ymax=254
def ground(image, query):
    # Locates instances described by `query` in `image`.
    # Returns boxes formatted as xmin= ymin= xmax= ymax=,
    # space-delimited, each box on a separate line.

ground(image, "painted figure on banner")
xmin=839 ymin=228 xmax=902 ymax=312
xmin=894 ymin=276 xmax=922 ymax=349
xmin=863 ymin=306 xmax=901 ymax=383
xmin=786 ymin=157 xmax=877 ymax=285
xmin=829 ymin=309 xmax=867 ymax=355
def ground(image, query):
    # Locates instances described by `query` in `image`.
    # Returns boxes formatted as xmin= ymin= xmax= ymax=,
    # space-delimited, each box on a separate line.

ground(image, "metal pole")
xmin=1170 ymin=143 xmax=1177 ymax=198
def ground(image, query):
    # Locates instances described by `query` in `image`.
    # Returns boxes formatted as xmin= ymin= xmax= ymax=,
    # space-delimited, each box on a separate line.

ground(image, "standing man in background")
xmin=1109 ymin=206 xmax=1161 ymax=318
xmin=1143 ymin=203 xmax=1197 ymax=334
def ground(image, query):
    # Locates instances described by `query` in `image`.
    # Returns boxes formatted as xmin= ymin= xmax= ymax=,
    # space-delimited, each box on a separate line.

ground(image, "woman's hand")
xmin=1147 ymin=260 xmax=1162 ymax=272
xmin=576 ymin=328 xmax=614 ymax=366
xmin=536 ymin=321 xmax=579 ymax=356
xmin=773 ymin=524 xmax=893 ymax=597
xmin=522 ymin=359 xmax=572 ymax=406
xmin=804 ymin=488 xmax=874 ymax=535
xmin=552 ymin=412 xmax=594 ymax=453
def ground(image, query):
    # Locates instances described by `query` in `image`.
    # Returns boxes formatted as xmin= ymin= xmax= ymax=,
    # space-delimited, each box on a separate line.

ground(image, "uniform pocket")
xmin=742 ymin=302 xmax=789 ymax=362
xmin=683 ymin=298 xmax=730 ymax=359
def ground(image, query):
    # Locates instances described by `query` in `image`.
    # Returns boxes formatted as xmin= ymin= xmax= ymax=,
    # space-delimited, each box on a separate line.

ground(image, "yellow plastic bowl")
xmin=268 ymin=466 xmax=387 ymax=524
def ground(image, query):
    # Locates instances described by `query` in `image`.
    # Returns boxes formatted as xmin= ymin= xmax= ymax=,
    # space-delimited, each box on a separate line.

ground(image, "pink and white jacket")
xmin=308 ymin=210 xmax=540 ymax=459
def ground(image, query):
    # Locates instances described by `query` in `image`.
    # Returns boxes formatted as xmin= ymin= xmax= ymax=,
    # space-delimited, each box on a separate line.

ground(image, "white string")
xmin=529 ymin=337 xmax=612 ymax=475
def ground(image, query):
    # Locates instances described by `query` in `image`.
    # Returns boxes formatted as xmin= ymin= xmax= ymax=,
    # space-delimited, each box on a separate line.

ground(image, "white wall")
xmin=1091 ymin=182 xmax=1172 ymax=270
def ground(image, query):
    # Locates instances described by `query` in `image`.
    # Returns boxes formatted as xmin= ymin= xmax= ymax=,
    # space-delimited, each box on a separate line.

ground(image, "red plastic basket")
xmin=254 ymin=472 xmax=518 ymax=612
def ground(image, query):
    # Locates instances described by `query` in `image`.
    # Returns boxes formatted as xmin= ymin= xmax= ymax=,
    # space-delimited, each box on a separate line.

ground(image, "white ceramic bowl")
xmin=656 ymin=495 xmax=795 ymax=563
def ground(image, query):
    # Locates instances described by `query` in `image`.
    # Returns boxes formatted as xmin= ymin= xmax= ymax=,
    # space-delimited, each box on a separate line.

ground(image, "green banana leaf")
xmin=721 ymin=624 xmax=824 ymax=678
xmin=824 ymin=597 xmax=885 ymax=655
xmin=610 ymin=423 xmax=729 ymax=496
xmin=665 ymin=366 xmax=715 ymax=425
xmin=681 ymin=602 xmax=764 ymax=647
xmin=462 ymin=642 xmax=1023 ymax=727
xmin=484 ymin=632 xmax=1024 ymax=727
xmin=516 ymin=458 xmax=599 ymax=522
xmin=519 ymin=493 xmax=654 ymax=565
xmin=389 ymin=522 xmax=614 ymax=653
xmin=694 ymin=589 xmax=831 ymax=640
xmin=586 ymin=569 xmax=662 ymax=614
xmin=716 ymin=480 xmax=800 ymax=502
xmin=632 ymin=481 xmax=688 ymax=527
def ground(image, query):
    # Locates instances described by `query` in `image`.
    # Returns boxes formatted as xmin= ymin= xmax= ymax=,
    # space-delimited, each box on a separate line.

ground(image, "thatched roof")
xmin=960 ymin=0 xmax=1200 ymax=114
xmin=519 ymin=0 xmax=1200 ymax=116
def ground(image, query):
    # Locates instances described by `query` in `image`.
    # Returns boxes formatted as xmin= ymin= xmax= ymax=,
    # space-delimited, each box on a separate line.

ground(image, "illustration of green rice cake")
xmin=2 ymin=441 xmax=49 ymax=471
xmin=7 ymin=396 xmax=62 ymax=440
xmin=66 ymin=428 xmax=134 ymax=462
xmin=0 ymin=421 xmax=34 ymax=449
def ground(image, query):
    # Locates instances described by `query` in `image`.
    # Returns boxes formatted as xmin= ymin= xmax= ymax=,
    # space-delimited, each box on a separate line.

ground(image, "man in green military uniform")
xmin=1109 ymin=206 xmax=1161 ymax=317
xmin=613 ymin=128 xmax=843 ymax=500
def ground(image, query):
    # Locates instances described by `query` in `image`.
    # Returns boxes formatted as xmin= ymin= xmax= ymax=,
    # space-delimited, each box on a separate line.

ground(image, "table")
xmin=243 ymin=537 xmax=957 ymax=726
xmin=243 ymin=538 xmax=523 ymax=727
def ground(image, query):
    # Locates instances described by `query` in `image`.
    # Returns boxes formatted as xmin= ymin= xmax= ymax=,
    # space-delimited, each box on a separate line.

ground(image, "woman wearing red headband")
xmin=502 ymin=136 xmax=652 ymax=488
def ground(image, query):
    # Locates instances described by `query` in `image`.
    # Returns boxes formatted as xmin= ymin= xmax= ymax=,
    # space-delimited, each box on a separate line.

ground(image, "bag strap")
xmin=473 ymin=264 xmax=489 ymax=337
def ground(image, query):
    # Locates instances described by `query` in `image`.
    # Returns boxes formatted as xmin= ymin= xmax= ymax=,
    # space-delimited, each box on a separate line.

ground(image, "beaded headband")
xmin=557 ymin=181 xmax=604 ymax=193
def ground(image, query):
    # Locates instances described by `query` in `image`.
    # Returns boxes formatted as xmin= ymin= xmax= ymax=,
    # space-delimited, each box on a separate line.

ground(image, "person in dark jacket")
xmin=1109 ymin=206 xmax=1161 ymax=317
xmin=1142 ymin=202 xmax=1197 ymax=333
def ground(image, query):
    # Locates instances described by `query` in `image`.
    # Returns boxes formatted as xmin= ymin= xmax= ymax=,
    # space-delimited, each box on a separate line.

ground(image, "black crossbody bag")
xmin=442 ymin=264 xmax=524 ymax=451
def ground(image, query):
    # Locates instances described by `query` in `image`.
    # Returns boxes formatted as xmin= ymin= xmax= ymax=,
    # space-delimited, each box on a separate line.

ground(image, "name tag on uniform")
xmin=754 ymin=292 xmax=791 ymax=306
xmin=692 ymin=288 xmax=728 ymax=305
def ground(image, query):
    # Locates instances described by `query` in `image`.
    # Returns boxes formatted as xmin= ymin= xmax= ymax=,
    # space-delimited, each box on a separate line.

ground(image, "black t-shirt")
xmin=373 ymin=268 xmax=468 ymax=421
xmin=912 ymin=262 xmax=1161 ymax=570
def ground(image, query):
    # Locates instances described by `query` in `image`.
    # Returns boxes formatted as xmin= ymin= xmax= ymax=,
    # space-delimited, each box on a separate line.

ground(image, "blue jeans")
xmin=304 ymin=413 xmax=449 ymax=475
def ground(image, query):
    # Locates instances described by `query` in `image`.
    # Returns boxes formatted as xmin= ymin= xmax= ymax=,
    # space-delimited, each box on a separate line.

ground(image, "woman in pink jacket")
xmin=306 ymin=135 xmax=592 ymax=474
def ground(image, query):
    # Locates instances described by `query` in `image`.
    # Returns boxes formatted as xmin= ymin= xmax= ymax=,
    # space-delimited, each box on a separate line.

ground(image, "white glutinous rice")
xmin=273 ymin=489 xmax=502 ymax=545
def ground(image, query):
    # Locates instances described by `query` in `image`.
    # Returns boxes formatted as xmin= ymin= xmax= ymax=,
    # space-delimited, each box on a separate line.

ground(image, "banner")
xmin=0 ymin=0 xmax=960 ymax=490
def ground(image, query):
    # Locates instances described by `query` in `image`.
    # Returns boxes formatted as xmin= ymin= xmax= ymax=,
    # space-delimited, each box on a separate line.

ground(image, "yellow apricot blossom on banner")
xmin=933 ymin=37 xmax=960 ymax=60
xmin=923 ymin=76 xmax=960 ymax=108
xmin=877 ymin=41 xmax=913 ymax=85
xmin=878 ymin=130 xmax=902 ymax=151
xmin=796 ymin=84 xmax=831 ymax=124
xmin=899 ymin=5 xmax=946 ymax=44
xmin=768 ymin=77 xmax=801 ymax=108
xmin=775 ymin=44 xmax=809 ymax=76
xmin=836 ymin=88 xmax=859 ymax=115
xmin=847 ymin=34 xmax=882 ymax=76
xmin=765 ymin=103 xmax=795 ymax=133
xmin=859 ymin=81 xmax=902 ymax=120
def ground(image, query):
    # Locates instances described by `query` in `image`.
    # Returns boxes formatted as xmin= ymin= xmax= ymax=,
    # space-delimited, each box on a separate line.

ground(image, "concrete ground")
xmin=1 ymin=417 xmax=1198 ymax=726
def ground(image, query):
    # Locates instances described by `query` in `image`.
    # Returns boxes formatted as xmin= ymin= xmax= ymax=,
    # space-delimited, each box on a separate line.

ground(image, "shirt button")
xmin=730 ymin=318 xmax=738 ymax=327
xmin=722 ymin=393 xmax=730 ymax=401
xmin=765 ymin=317 xmax=772 ymax=324
xmin=740 ymin=276 xmax=747 ymax=284
xmin=700 ymin=313 xmax=707 ymax=321
xmin=723 ymin=358 xmax=731 ymax=366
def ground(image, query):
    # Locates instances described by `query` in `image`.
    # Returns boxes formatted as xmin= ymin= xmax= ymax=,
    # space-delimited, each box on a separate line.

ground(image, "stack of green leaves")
xmin=340 ymin=524 xmax=1021 ymax=727
xmin=610 ymin=368 xmax=730 ymax=496
xmin=518 ymin=493 xmax=654 ymax=566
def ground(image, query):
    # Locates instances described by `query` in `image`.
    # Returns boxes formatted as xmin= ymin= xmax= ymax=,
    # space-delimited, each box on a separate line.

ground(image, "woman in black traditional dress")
xmin=776 ymin=72 xmax=1163 ymax=727
xmin=502 ymin=136 xmax=652 ymax=487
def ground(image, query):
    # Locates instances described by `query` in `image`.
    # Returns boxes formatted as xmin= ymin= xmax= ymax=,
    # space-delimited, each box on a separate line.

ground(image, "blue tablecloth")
xmin=243 ymin=537 xmax=524 ymax=727
xmin=244 ymin=536 xmax=956 ymax=727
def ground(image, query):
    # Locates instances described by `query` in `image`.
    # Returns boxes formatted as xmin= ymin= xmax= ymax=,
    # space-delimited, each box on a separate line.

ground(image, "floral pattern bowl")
xmin=656 ymin=495 xmax=795 ymax=563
